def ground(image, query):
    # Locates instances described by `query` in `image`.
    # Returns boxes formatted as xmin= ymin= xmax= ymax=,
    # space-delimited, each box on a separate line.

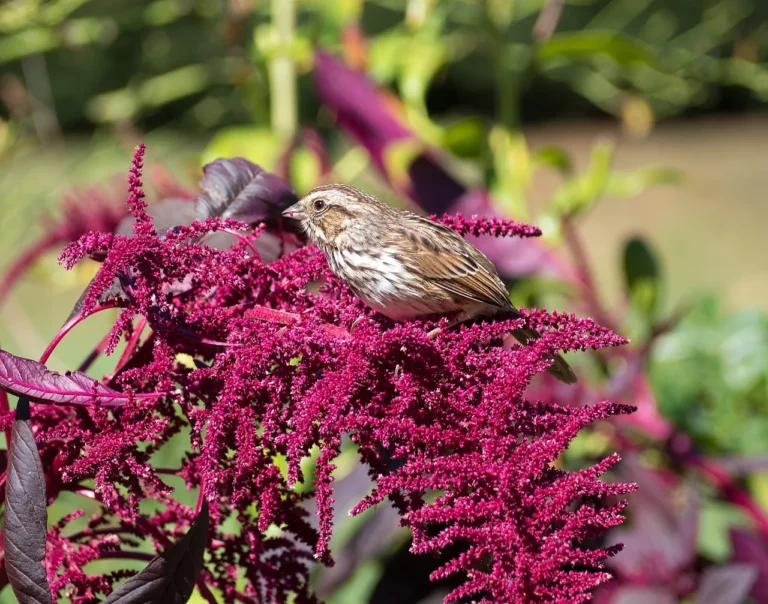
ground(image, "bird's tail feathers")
xmin=510 ymin=325 xmax=578 ymax=385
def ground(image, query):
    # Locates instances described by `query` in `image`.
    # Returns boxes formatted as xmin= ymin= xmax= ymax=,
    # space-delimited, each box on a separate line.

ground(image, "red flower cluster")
xmin=1 ymin=146 xmax=635 ymax=603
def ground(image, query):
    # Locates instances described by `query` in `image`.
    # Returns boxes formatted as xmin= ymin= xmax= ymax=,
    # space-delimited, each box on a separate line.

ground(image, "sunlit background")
xmin=1 ymin=0 xmax=768 ymax=602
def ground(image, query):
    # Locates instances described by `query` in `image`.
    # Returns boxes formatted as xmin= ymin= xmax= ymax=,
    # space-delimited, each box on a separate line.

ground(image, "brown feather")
xmin=392 ymin=213 xmax=513 ymax=310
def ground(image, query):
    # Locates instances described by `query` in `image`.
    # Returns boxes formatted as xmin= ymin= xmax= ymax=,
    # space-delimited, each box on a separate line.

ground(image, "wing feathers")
xmin=391 ymin=214 xmax=512 ymax=310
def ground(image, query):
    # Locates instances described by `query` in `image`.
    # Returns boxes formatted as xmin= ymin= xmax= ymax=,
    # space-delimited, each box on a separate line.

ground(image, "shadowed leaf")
xmin=695 ymin=564 xmax=757 ymax=604
xmin=114 ymin=198 xmax=198 ymax=238
xmin=195 ymin=158 xmax=298 ymax=225
xmin=624 ymin=237 xmax=661 ymax=317
xmin=3 ymin=400 xmax=53 ymax=604
xmin=730 ymin=529 xmax=768 ymax=602
xmin=0 ymin=350 xmax=156 ymax=407
xmin=105 ymin=501 xmax=209 ymax=604
xmin=65 ymin=274 xmax=126 ymax=324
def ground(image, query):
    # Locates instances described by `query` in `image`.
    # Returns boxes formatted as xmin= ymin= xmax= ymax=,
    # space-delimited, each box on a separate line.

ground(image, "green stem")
xmin=270 ymin=0 xmax=297 ymax=140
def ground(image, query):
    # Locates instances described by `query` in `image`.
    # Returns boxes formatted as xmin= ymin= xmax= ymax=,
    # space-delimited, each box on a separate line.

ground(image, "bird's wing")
xmin=389 ymin=213 xmax=512 ymax=310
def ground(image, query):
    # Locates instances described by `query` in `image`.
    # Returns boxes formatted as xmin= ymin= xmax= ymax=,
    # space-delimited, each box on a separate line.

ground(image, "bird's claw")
xmin=349 ymin=315 xmax=364 ymax=332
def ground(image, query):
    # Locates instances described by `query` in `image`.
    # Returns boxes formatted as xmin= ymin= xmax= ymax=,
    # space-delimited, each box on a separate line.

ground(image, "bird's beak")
xmin=281 ymin=202 xmax=306 ymax=221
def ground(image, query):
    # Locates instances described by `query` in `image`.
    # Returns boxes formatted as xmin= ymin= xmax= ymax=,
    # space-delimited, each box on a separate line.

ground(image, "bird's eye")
xmin=314 ymin=199 xmax=325 ymax=211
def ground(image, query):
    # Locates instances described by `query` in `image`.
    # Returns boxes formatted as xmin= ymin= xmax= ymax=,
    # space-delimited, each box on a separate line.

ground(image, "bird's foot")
xmin=349 ymin=315 xmax=364 ymax=332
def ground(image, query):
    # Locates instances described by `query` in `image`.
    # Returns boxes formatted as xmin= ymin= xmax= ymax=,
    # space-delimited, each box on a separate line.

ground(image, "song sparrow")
xmin=282 ymin=184 xmax=577 ymax=384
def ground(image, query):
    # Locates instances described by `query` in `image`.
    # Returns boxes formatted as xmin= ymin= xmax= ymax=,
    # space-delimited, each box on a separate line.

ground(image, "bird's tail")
xmin=511 ymin=325 xmax=578 ymax=385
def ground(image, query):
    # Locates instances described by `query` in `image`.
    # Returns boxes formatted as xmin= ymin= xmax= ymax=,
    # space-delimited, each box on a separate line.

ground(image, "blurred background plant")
xmin=1 ymin=0 xmax=768 ymax=602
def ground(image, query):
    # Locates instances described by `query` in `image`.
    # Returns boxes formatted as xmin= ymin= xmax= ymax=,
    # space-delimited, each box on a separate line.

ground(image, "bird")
xmin=281 ymin=183 xmax=577 ymax=384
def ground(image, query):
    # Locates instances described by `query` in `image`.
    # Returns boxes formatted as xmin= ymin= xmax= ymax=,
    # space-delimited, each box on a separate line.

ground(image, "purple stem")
xmin=561 ymin=216 xmax=617 ymax=331
xmin=220 ymin=228 xmax=262 ymax=261
xmin=0 ymin=391 xmax=10 ymax=453
xmin=76 ymin=331 xmax=112 ymax=373
xmin=104 ymin=316 xmax=147 ymax=382
xmin=40 ymin=303 xmax=119 ymax=365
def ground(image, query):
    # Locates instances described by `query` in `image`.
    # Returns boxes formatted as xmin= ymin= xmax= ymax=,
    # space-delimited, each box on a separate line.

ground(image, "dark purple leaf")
xmin=105 ymin=501 xmax=209 ymax=604
xmin=731 ymin=529 xmax=768 ymax=601
xmin=695 ymin=564 xmax=757 ymax=604
xmin=195 ymin=158 xmax=298 ymax=225
xmin=0 ymin=350 xmax=154 ymax=407
xmin=3 ymin=399 xmax=53 ymax=604
xmin=65 ymin=274 xmax=126 ymax=324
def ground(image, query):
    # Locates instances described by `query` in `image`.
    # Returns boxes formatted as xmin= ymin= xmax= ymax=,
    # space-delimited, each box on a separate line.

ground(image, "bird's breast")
xmin=325 ymin=247 xmax=460 ymax=320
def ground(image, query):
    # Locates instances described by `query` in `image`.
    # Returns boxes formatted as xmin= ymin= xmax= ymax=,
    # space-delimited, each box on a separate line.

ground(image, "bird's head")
xmin=282 ymin=184 xmax=388 ymax=245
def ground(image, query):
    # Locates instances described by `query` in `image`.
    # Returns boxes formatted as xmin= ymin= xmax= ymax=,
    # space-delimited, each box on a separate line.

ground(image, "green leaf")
xmin=651 ymin=297 xmax=768 ymax=456
xmin=605 ymin=167 xmax=682 ymax=197
xmin=201 ymin=127 xmax=280 ymax=169
xmin=0 ymin=28 xmax=58 ymax=63
xmin=532 ymin=145 xmax=573 ymax=175
xmin=550 ymin=141 xmax=614 ymax=215
xmin=367 ymin=30 xmax=407 ymax=84
xmin=326 ymin=561 xmax=383 ymax=604
xmin=489 ymin=126 xmax=531 ymax=219
xmin=623 ymin=237 xmax=662 ymax=319
xmin=698 ymin=500 xmax=749 ymax=563
xmin=720 ymin=308 xmax=768 ymax=392
xmin=535 ymin=31 xmax=656 ymax=68
xmin=441 ymin=117 xmax=486 ymax=159
xmin=382 ymin=138 xmax=425 ymax=191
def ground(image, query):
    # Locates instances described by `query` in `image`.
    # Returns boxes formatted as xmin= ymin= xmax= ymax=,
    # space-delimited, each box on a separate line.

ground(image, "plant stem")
xmin=561 ymin=215 xmax=616 ymax=331
xmin=0 ymin=391 xmax=10 ymax=452
xmin=532 ymin=0 xmax=565 ymax=43
xmin=270 ymin=0 xmax=297 ymax=140
xmin=104 ymin=316 xmax=147 ymax=382
xmin=40 ymin=303 xmax=120 ymax=365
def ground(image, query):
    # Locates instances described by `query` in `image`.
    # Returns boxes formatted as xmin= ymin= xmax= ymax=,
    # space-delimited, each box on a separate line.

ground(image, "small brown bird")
xmin=282 ymin=184 xmax=576 ymax=384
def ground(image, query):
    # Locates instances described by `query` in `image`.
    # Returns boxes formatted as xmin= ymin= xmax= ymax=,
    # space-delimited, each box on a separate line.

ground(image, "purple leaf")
xmin=0 ymin=350 xmax=152 ymax=407
xmin=608 ymin=455 xmax=697 ymax=578
xmin=695 ymin=564 xmax=757 ymax=604
xmin=611 ymin=587 xmax=676 ymax=604
xmin=104 ymin=501 xmax=209 ymax=603
xmin=731 ymin=529 xmax=768 ymax=601
xmin=195 ymin=158 xmax=298 ymax=225
xmin=712 ymin=456 xmax=768 ymax=477
xmin=313 ymin=50 xmax=411 ymax=172
xmin=3 ymin=400 xmax=53 ymax=604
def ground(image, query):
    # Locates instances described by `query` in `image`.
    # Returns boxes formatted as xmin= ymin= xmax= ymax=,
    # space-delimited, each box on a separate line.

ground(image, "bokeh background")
xmin=1 ymin=0 xmax=768 ymax=602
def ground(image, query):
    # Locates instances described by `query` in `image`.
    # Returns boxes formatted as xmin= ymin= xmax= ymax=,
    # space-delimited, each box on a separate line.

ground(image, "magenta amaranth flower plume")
xmin=0 ymin=145 xmax=636 ymax=603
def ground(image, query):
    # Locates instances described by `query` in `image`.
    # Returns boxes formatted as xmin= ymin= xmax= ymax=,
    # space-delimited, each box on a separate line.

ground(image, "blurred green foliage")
xmin=3 ymin=0 xmax=768 ymax=142
xmin=653 ymin=298 xmax=768 ymax=455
